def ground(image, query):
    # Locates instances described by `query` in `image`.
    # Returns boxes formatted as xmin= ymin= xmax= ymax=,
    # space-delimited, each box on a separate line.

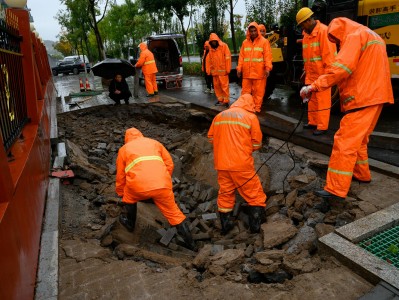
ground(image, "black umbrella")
xmin=92 ymin=58 xmax=135 ymax=79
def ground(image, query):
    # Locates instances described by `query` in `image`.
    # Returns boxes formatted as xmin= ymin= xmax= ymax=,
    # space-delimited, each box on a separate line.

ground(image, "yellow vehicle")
xmin=268 ymin=0 xmax=399 ymax=101
xmin=308 ymin=0 xmax=399 ymax=99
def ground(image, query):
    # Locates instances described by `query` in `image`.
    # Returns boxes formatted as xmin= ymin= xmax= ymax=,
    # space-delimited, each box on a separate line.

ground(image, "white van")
xmin=132 ymin=34 xmax=184 ymax=88
xmin=63 ymin=55 xmax=89 ymax=63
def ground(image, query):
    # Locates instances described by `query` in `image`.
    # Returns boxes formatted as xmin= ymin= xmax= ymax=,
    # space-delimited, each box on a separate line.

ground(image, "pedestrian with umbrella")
xmin=135 ymin=42 xmax=159 ymax=97
xmin=109 ymin=74 xmax=132 ymax=105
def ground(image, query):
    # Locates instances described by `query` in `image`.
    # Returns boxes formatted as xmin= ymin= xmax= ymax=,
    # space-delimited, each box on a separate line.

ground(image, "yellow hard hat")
xmin=296 ymin=7 xmax=314 ymax=25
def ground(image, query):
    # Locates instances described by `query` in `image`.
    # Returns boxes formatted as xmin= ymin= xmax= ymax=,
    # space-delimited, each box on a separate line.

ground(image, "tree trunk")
xmin=178 ymin=17 xmax=190 ymax=63
xmin=229 ymin=0 xmax=237 ymax=53
xmin=88 ymin=0 xmax=106 ymax=60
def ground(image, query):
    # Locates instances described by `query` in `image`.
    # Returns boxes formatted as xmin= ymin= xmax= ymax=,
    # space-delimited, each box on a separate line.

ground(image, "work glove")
xmin=300 ymin=85 xmax=313 ymax=103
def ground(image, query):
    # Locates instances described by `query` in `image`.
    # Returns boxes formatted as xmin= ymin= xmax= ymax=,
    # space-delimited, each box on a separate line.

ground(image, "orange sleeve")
xmin=115 ymin=147 xmax=126 ymax=197
xmin=313 ymin=34 xmax=361 ymax=92
xmin=263 ymin=39 xmax=273 ymax=71
xmin=135 ymin=51 xmax=147 ymax=68
xmin=159 ymin=143 xmax=174 ymax=176
xmin=250 ymin=116 xmax=263 ymax=151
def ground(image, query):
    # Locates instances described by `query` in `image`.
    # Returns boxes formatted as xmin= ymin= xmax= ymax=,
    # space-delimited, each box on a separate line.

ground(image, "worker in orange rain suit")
xmin=207 ymin=33 xmax=232 ymax=107
xmin=115 ymin=128 xmax=197 ymax=251
xmin=208 ymin=94 xmax=267 ymax=234
xmin=135 ymin=42 xmax=158 ymax=97
xmin=259 ymin=24 xmax=267 ymax=38
xmin=297 ymin=7 xmax=336 ymax=136
xmin=300 ymin=18 xmax=394 ymax=199
xmin=237 ymin=22 xmax=273 ymax=113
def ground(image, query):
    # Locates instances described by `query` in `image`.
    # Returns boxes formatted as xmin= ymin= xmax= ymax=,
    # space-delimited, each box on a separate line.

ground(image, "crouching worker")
xmin=115 ymin=128 xmax=197 ymax=251
xmin=109 ymin=74 xmax=132 ymax=105
xmin=208 ymin=94 xmax=267 ymax=234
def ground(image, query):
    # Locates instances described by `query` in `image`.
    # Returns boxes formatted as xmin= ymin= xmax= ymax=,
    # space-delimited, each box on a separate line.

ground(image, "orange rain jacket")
xmin=135 ymin=43 xmax=158 ymax=75
xmin=116 ymin=128 xmax=174 ymax=202
xmin=208 ymin=94 xmax=262 ymax=171
xmin=311 ymin=18 xmax=394 ymax=111
xmin=303 ymin=20 xmax=336 ymax=84
xmin=208 ymin=33 xmax=231 ymax=76
xmin=202 ymin=41 xmax=211 ymax=75
xmin=237 ymin=22 xmax=273 ymax=79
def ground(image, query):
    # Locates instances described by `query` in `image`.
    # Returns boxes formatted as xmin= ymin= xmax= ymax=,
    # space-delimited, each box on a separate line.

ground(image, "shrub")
xmin=182 ymin=62 xmax=202 ymax=76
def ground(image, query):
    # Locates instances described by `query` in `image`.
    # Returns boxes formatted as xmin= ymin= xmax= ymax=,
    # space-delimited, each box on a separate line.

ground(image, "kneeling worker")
xmin=115 ymin=128 xmax=196 ymax=251
xmin=208 ymin=94 xmax=267 ymax=234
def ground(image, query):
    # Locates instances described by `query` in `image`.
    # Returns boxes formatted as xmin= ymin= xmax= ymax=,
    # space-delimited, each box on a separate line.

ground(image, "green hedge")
xmin=182 ymin=62 xmax=202 ymax=76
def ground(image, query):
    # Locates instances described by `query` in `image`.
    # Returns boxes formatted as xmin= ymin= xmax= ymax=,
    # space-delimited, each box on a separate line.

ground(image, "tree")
xmin=244 ymin=0 xmax=277 ymax=27
xmin=227 ymin=0 xmax=239 ymax=53
xmin=140 ymin=0 xmax=197 ymax=60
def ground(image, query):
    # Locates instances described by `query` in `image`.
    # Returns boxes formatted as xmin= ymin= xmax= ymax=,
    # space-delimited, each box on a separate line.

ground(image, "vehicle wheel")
xmin=52 ymin=70 xmax=58 ymax=76
xmin=73 ymin=68 xmax=79 ymax=75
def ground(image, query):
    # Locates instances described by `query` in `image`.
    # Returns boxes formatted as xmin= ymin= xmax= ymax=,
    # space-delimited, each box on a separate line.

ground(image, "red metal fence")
xmin=0 ymin=10 xmax=28 ymax=150
xmin=0 ymin=5 xmax=55 ymax=300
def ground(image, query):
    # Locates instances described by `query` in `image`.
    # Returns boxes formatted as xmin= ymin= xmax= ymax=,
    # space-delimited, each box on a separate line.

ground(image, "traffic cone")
xmin=79 ymin=78 xmax=85 ymax=92
xmin=85 ymin=78 xmax=91 ymax=91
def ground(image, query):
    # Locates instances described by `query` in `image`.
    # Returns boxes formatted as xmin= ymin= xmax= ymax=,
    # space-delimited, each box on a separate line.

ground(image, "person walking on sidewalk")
xmin=300 ymin=18 xmax=394 ymax=200
xmin=208 ymin=94 xmax=267 ymax=234
xmin=296 ymin=7 xmax=336 ymax=136
xmin=237 ymin=22 xmax=273 ymax=113
xmin=115 ymin=128 xmax=197 ymax=251
xmin=208 ymin=33 xmax=232 ymax=107
xmin=202 ymin=41 xmax=214 ymax=94
xmin=108 ymin=74 xmax=132 ymax=105
xmin=135 ymin=42 xmax=158 ymax=97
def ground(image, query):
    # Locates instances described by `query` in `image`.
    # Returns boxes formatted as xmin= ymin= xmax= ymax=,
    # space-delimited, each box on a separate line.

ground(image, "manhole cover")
xmin=358 ymin=225 xmax=399 ymax=268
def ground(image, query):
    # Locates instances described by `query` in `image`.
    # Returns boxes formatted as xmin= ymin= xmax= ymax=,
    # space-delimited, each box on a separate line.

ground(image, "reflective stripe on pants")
xmin=241 ymin=78 xmax=267 ymax=112
xmin=144 ymin=73 xmax=158 ymax=94
xmin=213 ymin=75 xmax=230 ymax=103
xmin=123 ymin=188 xmax=185 ymax=226
xmin=325 ymin=104 xmax=383 ymax=197
xmin=217 ymin=170 xmax=267 ymax=212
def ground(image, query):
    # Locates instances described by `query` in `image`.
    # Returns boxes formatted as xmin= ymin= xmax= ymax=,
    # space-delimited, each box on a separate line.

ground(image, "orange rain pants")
xmin=217 ymin=170 xmax=266 ymax=213
xmin=144 ymin=73 xmax=158 ymax=95
xmin=213 ymin=75 xmax=230 ymax=103
xmin=325 ymin=104 xmax=383 ymax=198
xmin=126 ymin=188 xmax=185 ymax=226
xmin=241 ymin=78 xmax=266 ymax=112
xmin=307 ymin=88 xmax=331 ymax=130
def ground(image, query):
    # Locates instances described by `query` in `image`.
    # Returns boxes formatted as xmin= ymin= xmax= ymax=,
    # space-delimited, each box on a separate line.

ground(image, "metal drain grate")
xmin=358 ymin=225 xmax=399 ymax=268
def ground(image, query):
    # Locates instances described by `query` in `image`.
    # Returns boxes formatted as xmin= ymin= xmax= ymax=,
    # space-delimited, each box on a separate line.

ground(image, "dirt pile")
xmin=56 ymin=103 xmax=382 ymax=287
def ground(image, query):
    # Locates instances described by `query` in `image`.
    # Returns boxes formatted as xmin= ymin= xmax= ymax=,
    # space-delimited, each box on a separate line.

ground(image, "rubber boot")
xmin=119 ymin=203 xmax=137 ymax=232
xmin=248 ymin=206 xmax=266 ymax=233
xmin=176 ymin=219 xmax=197 ymax=251
xmin=219 ymin=212 xmax=235 ymax=235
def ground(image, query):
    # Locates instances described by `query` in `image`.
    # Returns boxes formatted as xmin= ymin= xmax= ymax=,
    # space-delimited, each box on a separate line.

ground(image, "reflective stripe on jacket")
xmin=116 ymin=128 xmax=173 ymax=199
xmin=311 ymin=18 xmax=394 ymax=111
xmin=302 ymin=20 xmax=336 ymax=84
xmin=208 ymin=33 xmax=232 ymax=76
xmin=237 ymin=22 xmax=273 ymax=79
xmin=135 ymin=43 xmax=158 ymax=75
xmin=208 ymin=94 xmax=262 ymax=171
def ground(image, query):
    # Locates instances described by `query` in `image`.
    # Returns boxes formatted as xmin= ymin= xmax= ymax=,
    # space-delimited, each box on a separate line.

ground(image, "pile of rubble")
xmin=56 ymin=103 xmax=378 ymax=285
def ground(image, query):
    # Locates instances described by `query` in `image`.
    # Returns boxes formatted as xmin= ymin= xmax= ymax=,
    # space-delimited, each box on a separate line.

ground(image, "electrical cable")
xmin=218 ymin=91 xmax=341 ymax=195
